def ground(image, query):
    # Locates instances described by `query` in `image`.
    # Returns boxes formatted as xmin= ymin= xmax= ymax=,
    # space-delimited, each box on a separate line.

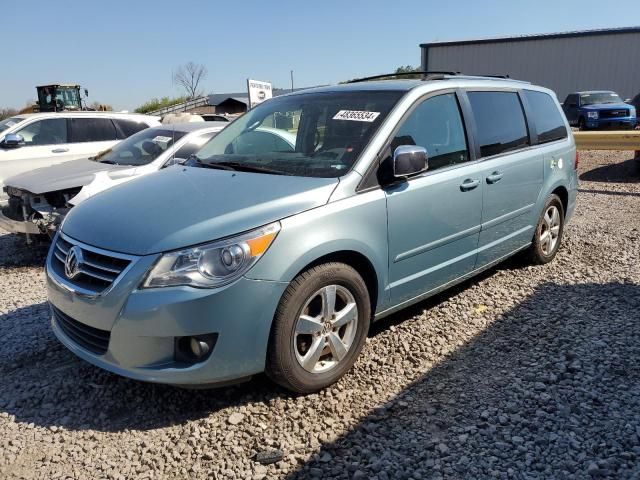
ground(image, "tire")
xmin=266 ymin=262 xmax=371 ymax=393
xmin=527 ymin=194 xmax=565 ymax=265
xmin=578 ymin=117 xmax=587 ymax=131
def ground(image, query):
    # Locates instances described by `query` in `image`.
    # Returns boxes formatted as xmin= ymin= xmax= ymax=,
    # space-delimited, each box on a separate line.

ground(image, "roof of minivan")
xmin=280 ymin=77 xmax=538 ymax=97
xmin=13 ymin=111 xmax=158 ymax=120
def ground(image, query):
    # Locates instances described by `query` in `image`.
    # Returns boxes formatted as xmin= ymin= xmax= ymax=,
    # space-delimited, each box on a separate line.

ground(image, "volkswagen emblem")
xmin=64 ymin=246 xmax=83 ymax=279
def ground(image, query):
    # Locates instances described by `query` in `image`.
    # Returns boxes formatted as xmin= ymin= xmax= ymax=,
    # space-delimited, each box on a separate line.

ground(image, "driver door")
xmin=0 ymin=118 xmax=72 ymax=192
xmin=385 ymin=92 xmax=483 ymax=305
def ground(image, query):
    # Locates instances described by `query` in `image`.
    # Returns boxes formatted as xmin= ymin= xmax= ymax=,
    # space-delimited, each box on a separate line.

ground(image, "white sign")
xmin=332 ymin=110 xmax=381 ymax=122
xmin=247 ymin=79 xmax=273 ymax=109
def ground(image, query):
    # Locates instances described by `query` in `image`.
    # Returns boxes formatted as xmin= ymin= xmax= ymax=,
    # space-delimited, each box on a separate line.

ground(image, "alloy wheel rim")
xmin=293 ymin=285 xmax=358 ymax=374
xmin=540 ymin=205 xmax=561 ymax=255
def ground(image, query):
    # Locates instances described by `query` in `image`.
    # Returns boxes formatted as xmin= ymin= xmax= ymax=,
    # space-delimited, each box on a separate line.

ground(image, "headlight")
xmin=5 ymin=186 xmax=24 ymax=197
xmin=142 ymin=222 xmax=280 ymax=288
xmin=587 ymin=111 xmax=599 ymax=119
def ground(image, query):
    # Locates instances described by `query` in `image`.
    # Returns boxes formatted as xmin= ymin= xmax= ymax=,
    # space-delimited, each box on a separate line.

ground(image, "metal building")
xmin=420 ymin=27 xmax=640 ymax=101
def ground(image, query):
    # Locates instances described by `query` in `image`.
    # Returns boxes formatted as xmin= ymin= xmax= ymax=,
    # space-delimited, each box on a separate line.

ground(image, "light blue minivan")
xmin=46 ymin=74 xmax=577 ymax=393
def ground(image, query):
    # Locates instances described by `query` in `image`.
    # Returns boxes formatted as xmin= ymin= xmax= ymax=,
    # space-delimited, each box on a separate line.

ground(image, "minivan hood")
xmin=6 ymin=158 xmax=128 ymax=194
xmin=62 ymin=166 xmax=339 ymax=255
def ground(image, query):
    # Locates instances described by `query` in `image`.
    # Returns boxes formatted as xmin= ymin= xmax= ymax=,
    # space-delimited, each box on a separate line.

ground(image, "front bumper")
xmin=47 ymin=243 xmax=288 ymax=386
xmin=585 ymin=117 xmax=637 ymax=130
xmin=0 ymin=207 xmax=40 ymax=234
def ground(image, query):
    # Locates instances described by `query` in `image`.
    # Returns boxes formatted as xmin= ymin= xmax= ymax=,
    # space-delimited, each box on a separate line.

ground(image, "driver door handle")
xmin=51 ymin=148 xmax=69 ymax=153
xmin=486 ymin=171 xmax=504 ymax=184
xmin=460 ymin=178 xmax=480 ymax=191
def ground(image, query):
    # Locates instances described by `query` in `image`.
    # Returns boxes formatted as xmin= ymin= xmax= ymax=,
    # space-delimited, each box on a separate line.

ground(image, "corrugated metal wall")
xmin=422 ymin=31 xmax=640 ymax=101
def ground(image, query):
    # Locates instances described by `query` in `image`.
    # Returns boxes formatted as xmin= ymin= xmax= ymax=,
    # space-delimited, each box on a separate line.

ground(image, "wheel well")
xmin=552 ymin=186 xmax=568 ymax=216
xmin=296 ymin=251 xmax=379 ymax=311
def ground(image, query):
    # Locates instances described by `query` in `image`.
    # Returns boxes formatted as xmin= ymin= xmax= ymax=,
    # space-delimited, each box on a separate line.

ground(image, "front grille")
xmin=52 ymin=305 xmax=110 ymax=355
xmin=50 ymin=234 xmax=134 ymax=295
xmin=600 ymin=109 xmax=629 ymax=119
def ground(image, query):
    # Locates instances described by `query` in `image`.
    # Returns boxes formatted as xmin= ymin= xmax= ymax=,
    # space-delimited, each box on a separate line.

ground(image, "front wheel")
xmin=578 ymin=117 xmax=588 ymax=131
xmin=527 ymin=194 xmax=565 ymax=264
xmin=266 ymin=262 xmax=371 ymax=393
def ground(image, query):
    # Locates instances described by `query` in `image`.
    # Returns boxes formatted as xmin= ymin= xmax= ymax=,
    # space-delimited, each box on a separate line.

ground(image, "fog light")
xmin=174 ymin=333 xmax=218 ymax=364
xmin=190 ymin=337 xmax=211 ymax=358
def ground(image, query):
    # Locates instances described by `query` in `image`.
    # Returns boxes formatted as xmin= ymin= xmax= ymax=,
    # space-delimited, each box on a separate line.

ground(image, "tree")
xmin=394 ymin=65 xmax=422 ymax=79
xmin=0 ymin=107 xmax=18 ymax=120
xmin=134 ymin=96 xmax=189 ymax=114
xmin=173 ymin=62 xmax=208 ymax=99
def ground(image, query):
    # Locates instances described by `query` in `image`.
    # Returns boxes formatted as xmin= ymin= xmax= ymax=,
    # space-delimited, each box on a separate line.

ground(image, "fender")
xmin=246 ymin=190 xmax=391 ymax=311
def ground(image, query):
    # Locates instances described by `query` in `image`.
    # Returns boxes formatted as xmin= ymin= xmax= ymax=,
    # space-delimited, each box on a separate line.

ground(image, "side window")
xmin=16 ymin=118 xmax=68 ymax=146
xmin=467 ymin=91 xmax=529 ymax=158
xmin=565 ymin=94 xmax=577 ymax=107
xmin=391 ymin=93 xmax=469 ymax=171
xmin=114 ymin=119 xmax=149 ymax=139
xmin=523 ymin=90 xmax=568 ymax=144
xmin=69 ymin=118 xmax=118 ymax=143
xmin=173 ymin=132 xmax=218 ymax=159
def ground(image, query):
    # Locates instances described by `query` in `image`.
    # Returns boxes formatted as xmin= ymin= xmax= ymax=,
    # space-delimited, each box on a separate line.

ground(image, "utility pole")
xmin=290 ymin=70 xmax=294 ymax=92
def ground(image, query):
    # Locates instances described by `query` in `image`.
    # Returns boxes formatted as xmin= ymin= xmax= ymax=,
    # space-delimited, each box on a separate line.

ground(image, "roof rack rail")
xmin=346 ymin=71 xmax=461 ymax=83
xmin=347 ymin=71 xmax=530 ymax=84
xmin=460 ymin=74 xmax=530 ymax=83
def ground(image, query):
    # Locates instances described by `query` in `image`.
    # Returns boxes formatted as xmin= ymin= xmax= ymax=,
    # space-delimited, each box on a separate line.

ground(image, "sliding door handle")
xmin=460 ymin=178 xmax=480 ymax=191
xmin=486 ymin=171 xmax=504 ymax=184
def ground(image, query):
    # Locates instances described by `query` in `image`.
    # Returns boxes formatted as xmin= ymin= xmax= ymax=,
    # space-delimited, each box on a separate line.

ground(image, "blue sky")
xmin=3 ymin=0 xmax=639 ymax=110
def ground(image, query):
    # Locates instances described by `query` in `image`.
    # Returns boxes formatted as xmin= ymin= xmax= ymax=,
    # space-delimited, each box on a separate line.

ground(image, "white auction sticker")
xmin=333 ymin=110 xmax=380 ymax=122
xmin=153 ymin=136 xmax=173 ymax=144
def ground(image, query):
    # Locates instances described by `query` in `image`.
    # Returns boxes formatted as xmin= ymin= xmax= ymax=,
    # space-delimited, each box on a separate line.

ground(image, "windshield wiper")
xmin=202 ymin=160 xmax=292 ymax=176
xmin=189 ymin=157 xmax=236 ymax=171
xmin=99 ymin=160 xmax=120 ymax=165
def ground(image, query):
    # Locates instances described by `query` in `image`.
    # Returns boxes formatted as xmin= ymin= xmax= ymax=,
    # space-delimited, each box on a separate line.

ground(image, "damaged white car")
xmin=0 ymin=122 xmax=227 ymax=241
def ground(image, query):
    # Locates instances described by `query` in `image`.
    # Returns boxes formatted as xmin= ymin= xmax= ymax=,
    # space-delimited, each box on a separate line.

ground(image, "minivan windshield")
xmin=194 ymin=90 xmax=404 ymax=177
xmin=93 ymin=128 xmax=187 ymax=166
xmin=580 ymin=92 xmax=623 ymax=106
xmin=0 ymin=116 xmax=25 ymax=133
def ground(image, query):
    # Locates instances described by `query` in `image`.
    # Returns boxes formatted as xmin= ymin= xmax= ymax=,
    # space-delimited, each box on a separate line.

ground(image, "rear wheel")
xmin=527 ymin=194 xmax=565 ymax=264
xmin=266 ymin=263 xmax=371 ymax=393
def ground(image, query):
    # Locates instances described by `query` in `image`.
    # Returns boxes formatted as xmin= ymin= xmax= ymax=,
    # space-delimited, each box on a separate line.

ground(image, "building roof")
xmin=207 ymin=87 xmax=318 ymax=106
xmin=207 ymin=92 xmax=247 ymax=105
xmin=420 ymin=26 xmax=640 ymax=48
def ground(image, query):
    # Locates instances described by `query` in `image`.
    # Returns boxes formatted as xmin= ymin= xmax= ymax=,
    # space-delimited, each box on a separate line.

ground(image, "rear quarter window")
xmin=70 ymin=118 xmax=118 ymax=142
xmin=523 ymin=90 xmax=568 ymax=144
xmin=114 ymin=119 xmax=150 ymax=139
xmin=467 ymin=91 xmax=529 ymax=158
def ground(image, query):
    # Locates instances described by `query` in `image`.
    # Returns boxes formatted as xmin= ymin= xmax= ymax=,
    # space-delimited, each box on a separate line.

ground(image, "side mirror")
xmin=2 ymin=133 xmax=25 ymax=148
xmin=624 ymin=98 xmax=632 ymax=103
xmin=393 ymin=145 xmax=428 ymax=178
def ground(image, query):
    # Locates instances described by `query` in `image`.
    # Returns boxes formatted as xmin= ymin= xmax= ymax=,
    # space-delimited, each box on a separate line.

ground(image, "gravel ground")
xmin=0 ymin=150 xmax=639 ymax=479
